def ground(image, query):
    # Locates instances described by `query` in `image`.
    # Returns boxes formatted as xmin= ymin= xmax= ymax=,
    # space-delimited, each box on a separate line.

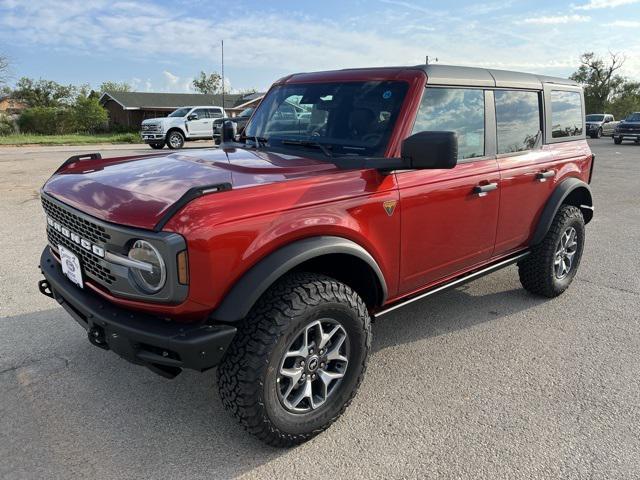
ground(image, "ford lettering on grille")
xmin=47 ymin=216 xmax=105 ymax=258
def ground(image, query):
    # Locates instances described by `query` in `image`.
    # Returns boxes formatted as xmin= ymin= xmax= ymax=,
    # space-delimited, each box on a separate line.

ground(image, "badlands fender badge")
xmin=383 ymin=200 xmax=397 ymax=216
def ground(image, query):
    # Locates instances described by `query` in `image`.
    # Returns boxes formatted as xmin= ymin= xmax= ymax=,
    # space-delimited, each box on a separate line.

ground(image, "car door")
xmin=396 ymin=87 xmax=500 ymax=295
xmin=603 ymin=115 xmax=614 ymax=136
xmin=187 ymin=108 xmax=212 ymax=137
xmin=493 ymin=89 xmax=556 ymax=254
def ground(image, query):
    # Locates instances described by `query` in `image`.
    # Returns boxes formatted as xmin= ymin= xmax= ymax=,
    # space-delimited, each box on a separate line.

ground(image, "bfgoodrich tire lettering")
xmin=217 ymin=272 xmax=371 ymax=447
xmin=518 ymin=205 xmax=585 ymax=298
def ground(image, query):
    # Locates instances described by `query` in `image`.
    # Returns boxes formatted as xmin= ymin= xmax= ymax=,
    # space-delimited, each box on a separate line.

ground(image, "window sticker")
xmin=382 ymin=90 xmax=392 ymax=99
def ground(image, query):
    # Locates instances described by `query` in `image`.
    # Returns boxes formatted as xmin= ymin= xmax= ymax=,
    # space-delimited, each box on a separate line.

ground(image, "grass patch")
xmin=0 ymin=132 xmax=141 ymax=146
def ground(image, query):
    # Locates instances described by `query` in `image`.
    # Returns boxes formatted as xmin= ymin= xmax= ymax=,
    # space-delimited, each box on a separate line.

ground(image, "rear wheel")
xmin=217 ymin=272 xmax=371 ymax=447
xmin=167 ymin=130 xmax=185 ymax=149
xmin=518 ymin=205 xmax=585 ymax=298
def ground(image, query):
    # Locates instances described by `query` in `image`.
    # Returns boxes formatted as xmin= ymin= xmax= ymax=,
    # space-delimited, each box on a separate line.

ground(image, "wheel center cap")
xmin=307 ymin=356 xmax=319 ymax=372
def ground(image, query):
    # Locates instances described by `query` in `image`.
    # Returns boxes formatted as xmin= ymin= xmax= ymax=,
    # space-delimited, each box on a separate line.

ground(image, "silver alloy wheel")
xmin=554 ymin=226 xmax=578 ymax=279
xmin=169 ymin=132 xmax=183 ymax=148
xmin=277 ymin=319 xmax=349 ymax=413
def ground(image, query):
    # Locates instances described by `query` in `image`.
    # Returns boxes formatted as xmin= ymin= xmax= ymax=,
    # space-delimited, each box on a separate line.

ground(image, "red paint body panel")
xmin=41 ymin=67 xmax=593 ymax=323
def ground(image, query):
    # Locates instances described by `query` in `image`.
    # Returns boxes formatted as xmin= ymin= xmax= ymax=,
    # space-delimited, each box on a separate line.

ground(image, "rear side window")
xmin=412 ymin=88 xmax=485 ymax=160
xmin=550 ymin=90 xmax=583 ymax=138
xmin=495 ymin=90 xmax=541 ymax=154
xmin=208 ymin=108 xmax=223 ymax=118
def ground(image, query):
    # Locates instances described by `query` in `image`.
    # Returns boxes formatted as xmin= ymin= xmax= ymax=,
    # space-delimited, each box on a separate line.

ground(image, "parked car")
xmin=613 ymin=112 xmax=640 ymax=144
xmin=141 ymin=106 xmax=226 ymax=149
xmin=212 ymin=107 xmax=254 ymax=145
xmin=38 ymin=65 xmax=594 ymax=447
xmin=585 ymin=113 xmax=618 ymax=138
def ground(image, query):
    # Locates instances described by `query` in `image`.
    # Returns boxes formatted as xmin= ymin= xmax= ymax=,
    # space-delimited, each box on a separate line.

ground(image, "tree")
xmin=73 ymin=95 xmax=108 ymax=133
xmin=609 ymin=81 xmax=640 ymax=119
xmin=570 ymin=52 xmax=625 ymax=114
xmin=0 ymin=54 xmax=9 ymax=87
xmin=12 ymin=77 xmax=77 ymax=107
xmin=192 ymin=71 xmax=222 ymax=94
xmin=99 ymin=81 xmax=131 ymax=93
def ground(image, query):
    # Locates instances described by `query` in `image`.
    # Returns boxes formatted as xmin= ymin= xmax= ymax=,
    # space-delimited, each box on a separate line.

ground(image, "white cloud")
xmin=521 ymin=15 xmax=591 ymax=24
xmin=573 ymin=0 xmax=640 ymax=9
xmin=606 ymin=20 xmax=640 ymax=26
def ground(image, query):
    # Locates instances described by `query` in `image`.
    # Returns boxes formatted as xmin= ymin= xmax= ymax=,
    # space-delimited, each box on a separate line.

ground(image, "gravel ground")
xmin=0 ymin=139 xmax=639 ymax=479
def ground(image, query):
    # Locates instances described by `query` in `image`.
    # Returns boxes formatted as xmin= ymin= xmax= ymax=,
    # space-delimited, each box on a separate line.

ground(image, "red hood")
xmin=43 ymin=147 xmax=337 ymax=230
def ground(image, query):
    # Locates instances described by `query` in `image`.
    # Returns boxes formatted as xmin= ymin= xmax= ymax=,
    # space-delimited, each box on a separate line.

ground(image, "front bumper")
xmin=39 ymin=247 xmax=236 ymax=377
xmin=615 ymin=132 xmax=640 ymax=139
xmin=141 ymin=133 xmax=165 ymax=143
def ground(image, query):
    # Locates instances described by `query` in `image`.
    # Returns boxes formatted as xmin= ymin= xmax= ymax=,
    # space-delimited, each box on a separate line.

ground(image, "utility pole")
xmin=221 ymin=39 xmax=225 ymax=112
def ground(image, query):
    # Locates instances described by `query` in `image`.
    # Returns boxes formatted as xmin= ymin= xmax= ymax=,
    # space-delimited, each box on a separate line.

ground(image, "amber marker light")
xmin=177 ymin=250 xmax=189 ymax=285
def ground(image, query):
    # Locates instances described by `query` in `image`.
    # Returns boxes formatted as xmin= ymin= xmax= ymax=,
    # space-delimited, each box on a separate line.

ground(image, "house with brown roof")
xmin=98 ymin=91 xmax=264 ymax=128
xmin=0 ymin=95 xmax=27 ymax=114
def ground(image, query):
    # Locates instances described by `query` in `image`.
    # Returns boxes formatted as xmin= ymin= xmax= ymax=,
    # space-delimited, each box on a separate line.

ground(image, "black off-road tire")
xmin=518 ymin=205 xmax=585 ymax=298
xmin=217 ymin=272 xmax=371 ymax=447
xmin=149 ymin=142 xmax=165 ymax=149
xmin=166 ymin=130 xmax=185 ymax=149
xmin=614 ymin=136 xmax=623 ymax=145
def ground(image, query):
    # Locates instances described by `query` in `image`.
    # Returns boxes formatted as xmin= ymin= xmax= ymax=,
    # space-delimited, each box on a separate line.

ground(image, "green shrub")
xmin=18 ymin=107 xmax=75 ymax=134
xmin=0 ymin=113 xmax=15 ymax=136
xmin=73 ymin=96 xmax=108 ymax=133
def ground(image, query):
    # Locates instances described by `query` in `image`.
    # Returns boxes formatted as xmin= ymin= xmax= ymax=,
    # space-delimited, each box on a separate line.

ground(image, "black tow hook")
xmin=88 ymin=326 xmax=110 ymax=350
xmin=38 ymin=279 xmax=54 ymax=299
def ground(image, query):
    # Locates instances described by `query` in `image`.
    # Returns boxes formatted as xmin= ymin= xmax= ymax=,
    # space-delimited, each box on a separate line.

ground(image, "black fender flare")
xmin=210 ymin=236 xmax=388 ymax=323
xmin=530 ymin=178 xmax=593 ymax=246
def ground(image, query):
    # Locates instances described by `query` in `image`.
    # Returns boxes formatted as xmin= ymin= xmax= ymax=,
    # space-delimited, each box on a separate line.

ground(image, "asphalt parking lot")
xmin=1 ymin=139 xmax=639 ymax=479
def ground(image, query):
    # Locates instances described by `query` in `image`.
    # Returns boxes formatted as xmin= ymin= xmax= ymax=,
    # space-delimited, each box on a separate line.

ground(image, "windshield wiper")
xmin=280 ymin=139 xmax=332 ymax=158
xmin=246 ymin=136 xmax=268 ymax=148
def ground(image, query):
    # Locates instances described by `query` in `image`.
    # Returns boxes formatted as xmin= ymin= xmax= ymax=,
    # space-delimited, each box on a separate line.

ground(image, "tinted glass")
xmin=412 ymin=88 xmax=485 ymax=160
xmin=495 ymin=90 xmax=541 ymax=153
xmin=239 ymin=107 xmax=254 ymax=117
xmin=168 ymin=107 xmax=190 ymax=117
xmin=626 ymin=113 xmax=640 ymax=121
xmin=551 ymin=90 xmax=583 ymax=138
xmin=245 ymin=81 xmax=409 ymax=157
xmin=208 ymin=108 xmax=223 ymax=118
xmin=586 ymin=114 xmax=604 ymax=122
xmin=192 ymin=108 xmax=208 ymax=119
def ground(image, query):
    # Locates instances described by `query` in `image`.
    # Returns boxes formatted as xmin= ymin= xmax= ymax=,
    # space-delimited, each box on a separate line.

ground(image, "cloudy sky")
xmin=1 ymin=0 xmax=639 ymax=93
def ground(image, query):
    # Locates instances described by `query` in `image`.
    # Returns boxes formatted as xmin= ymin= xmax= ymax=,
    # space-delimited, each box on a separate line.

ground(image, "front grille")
xmin=142 ymin=124 xmax=161 ymax=132
xmin=48 ymin=228 xmax=116 ymax=285
xmin=619 ymin=125 xmax=640 ymax=132
xmin=42 ymin=196 xmax=115 ymax=285
xmin=42 ymin=196 xmax=110 ymax=244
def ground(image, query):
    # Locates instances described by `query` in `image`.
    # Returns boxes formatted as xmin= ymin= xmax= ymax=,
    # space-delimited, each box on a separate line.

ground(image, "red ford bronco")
xmin=38 ymin=65 xmax=594 ymax=447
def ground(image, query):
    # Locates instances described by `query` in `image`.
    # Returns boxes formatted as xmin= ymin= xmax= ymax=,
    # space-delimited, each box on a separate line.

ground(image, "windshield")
xmin=244 ymin=81 xmax=409 ymax=157
xmin=586 ymin=114 xmax=604 ymax=122
xmin=169 ymin=107 xmax=191 ymax=118
xmin=239 ymin=107 xmax=254 ymax=118
xmin=625 ymin=113 xmax=640 ymax=122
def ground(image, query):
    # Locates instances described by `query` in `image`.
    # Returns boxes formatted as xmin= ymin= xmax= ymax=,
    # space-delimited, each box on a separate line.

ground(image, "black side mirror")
xmin=187 ymin=113 xmax=198 ymax=121
xmin=401 ymin=131 xmax=458 ymax=169
xmin=221 ymin=120 xmax=237 ymax=144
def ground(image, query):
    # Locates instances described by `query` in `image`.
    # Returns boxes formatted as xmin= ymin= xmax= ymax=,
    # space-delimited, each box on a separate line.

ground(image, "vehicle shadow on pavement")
xmin=372 ymin=272 xmax=549 ymax=353
xmin=1 ymin=274 xmax=548 ymax=478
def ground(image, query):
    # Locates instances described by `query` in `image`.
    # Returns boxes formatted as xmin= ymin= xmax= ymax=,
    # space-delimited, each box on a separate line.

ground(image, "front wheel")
xmin=596 ymin=127 xmax=603 ymax=138
xmin=614 ymin=136 xmax=623 ymax=144
xmin=217 ymin=273 xmax=371 ymax=447
xmin=166 ymin=131 xmax=185 ymax=149
xmin=518 ymin=205 xmax=585 ymax=298
xmin=149 ymin=142 xmax=164 ymax=149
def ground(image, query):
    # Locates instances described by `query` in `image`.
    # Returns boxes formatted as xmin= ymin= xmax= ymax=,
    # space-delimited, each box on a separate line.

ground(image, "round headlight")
xmin=128 ymin=240 xmax=166 ymax=293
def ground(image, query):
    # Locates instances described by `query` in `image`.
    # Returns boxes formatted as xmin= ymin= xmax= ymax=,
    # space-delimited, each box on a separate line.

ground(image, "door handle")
xmin=536 ymin=170 xmax=556 ymax=182
xmin=473 ymin=182 xmax=498 ymax=197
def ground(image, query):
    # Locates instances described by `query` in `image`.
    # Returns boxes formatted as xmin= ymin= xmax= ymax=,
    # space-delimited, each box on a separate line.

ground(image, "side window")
xmin=412 ymin=87 xmax=485 ymax=160
xmin=495 ymin=90 xmax=541 ymax=154
xmin=192 ymin=108 xmax=208 ymax=119
xmin=208 ymin=108 xmax=223 ymax=118
xmin=550 ymin=90 xmax=583 ymax=138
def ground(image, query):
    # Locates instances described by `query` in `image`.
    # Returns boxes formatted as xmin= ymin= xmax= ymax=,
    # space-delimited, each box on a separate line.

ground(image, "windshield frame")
xmin=243 ymin=80 xmax=410 ymax=158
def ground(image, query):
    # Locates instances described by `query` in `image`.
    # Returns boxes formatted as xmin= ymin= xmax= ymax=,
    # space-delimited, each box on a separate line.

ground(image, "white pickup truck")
xmin=141 ymin=106 xmax=226 ymax=149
